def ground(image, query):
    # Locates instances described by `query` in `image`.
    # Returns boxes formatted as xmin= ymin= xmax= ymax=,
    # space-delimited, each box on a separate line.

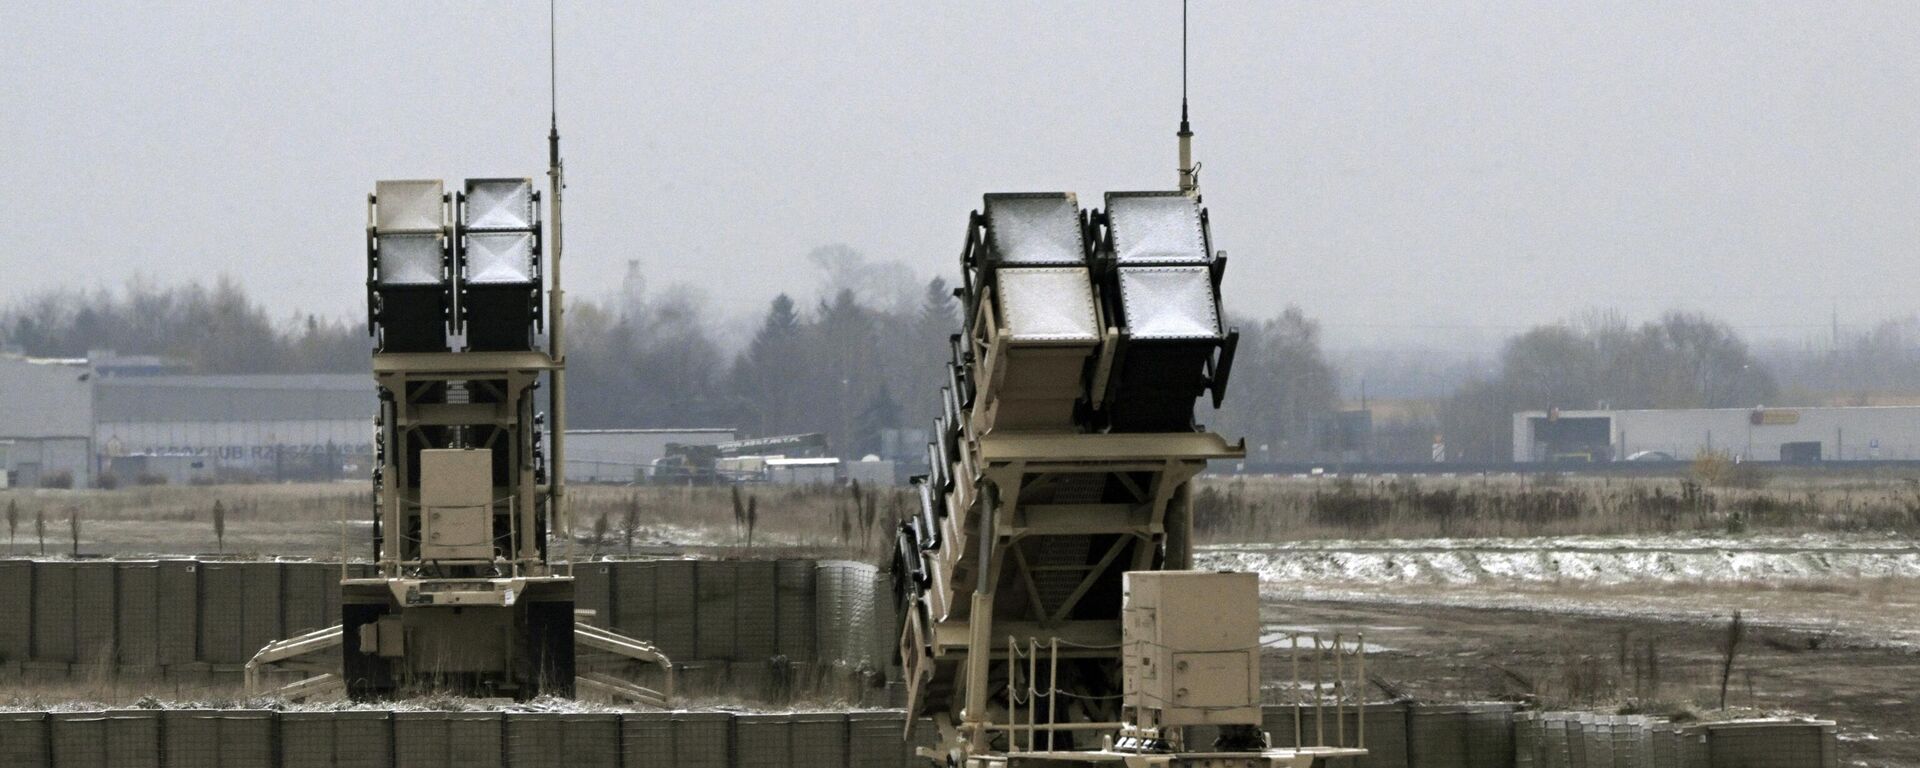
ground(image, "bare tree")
xmin=591 ymin=512 xmax=611 ymax=558
xmin=1719 ymin=610 xmax=1746 ymax=709
xmin=35 ymin=508 xmax=46 ymax=556
xmin=1214 ymin=307 xmax=1341 ymax=462
xmin=213 ymin=499 xmax=226 ymax=553
xmin=805 ymin=243 xmax=919 ymax=311
xmin=745 ymin=496 xmax=758 ymax=549
xmin=861 ymin=488 xmax=879 ymax=544
xmin=1442 ymin=313 xmax=1777 ymax=461
xmin=5 ymin=500 xmax=16 ymax=555
xmin=731 ymin=485 xmax=748 ymax=543
xmin=621 ymin=494 xmax=641 ymax=556
xmin=566 ymin=283 xmax=736 ymax=435
xmin=813 ymin=290 xmax=882 ymax=456
xmin=68 ymin=511 xmax=80 ymax=558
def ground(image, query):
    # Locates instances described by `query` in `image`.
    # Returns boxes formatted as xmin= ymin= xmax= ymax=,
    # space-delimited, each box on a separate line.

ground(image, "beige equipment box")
xmin=419 ymin=448 xmax=495 ymax=561
xmin=1123 ymin=571 xmax=1262 ymax=728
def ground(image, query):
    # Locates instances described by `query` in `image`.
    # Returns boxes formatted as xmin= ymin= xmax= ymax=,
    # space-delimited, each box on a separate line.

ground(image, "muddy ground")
xmin=1271 ymin=597 xmax=1919 ymax=766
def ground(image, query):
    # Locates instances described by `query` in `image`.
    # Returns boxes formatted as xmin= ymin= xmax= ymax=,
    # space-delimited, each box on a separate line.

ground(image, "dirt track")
xmin=1270 ymin=597 xmax=1920 ymax=767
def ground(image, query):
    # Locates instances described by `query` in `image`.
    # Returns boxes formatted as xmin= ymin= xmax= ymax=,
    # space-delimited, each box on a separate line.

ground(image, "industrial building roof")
xmin=99 ymin=374 xmax=367 ymax=391
xmin=570 ymin=427 xmax=737 ymax=434
xmin=1518 ymin=405 xmax=1920 ymax=416
xmin=96 ymin=373 xmax=369 ymax=423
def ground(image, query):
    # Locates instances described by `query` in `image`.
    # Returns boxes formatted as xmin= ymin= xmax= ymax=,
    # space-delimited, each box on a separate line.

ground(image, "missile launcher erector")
xmin=345 ymin=176 xmax=576 ymax=699
xmin=897 ymin=178 xmax=1367 ymax=764
xmin=896 ymin=11 xmax=1372 ymax=758
xmin=246 ymin=147 xmax=670 ymax=706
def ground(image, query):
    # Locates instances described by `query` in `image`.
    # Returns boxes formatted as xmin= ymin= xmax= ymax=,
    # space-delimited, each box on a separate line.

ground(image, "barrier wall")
xmin=0 ymin=708 xmax=1838 ymax=768
xmin=1701 ymin=720 xmax=1838 ymax=768
xmin=1255 ymin=704 xmax=1834 ymax=768
xmin=1512 ymin=712 xmax=1837 ymax=768
xmin=0 ymin=558 xmax=893 ymax=683
xmin=0 ymin=559 xmax=1841 ymax=768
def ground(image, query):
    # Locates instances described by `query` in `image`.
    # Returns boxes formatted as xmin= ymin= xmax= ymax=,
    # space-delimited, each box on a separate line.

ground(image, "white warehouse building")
xmin=0 ymin=355 xmax=95 ymax=487
xmin=2 ymin=354 xmax=745 ymax=486
xmin=95 ymin=373 xmax=371 ymax=481
xmin=1513 ymin=406 xmax=1920 ymax=463
xmin=0 ymin=354 xmax=374 ymax=486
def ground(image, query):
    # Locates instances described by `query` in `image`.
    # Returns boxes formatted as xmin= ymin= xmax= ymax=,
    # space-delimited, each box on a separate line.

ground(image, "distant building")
xmin=1513 ymin=406 xmax=1920 ymax=463
xmin=565 ymin=428 xmax=736 ymax=483
xmin=0 ymin=355 xmax=95 ymax=487
xmin=765 ymin=457 xmax=839 ymax=485
xmin=844 ymin=456 xmax=899 ymax=486
xmin=0 ymin=354 xmax=371 ymax=486
xmin=0 ymin=355 xmax=753 ymax=486
xmin=87 ymin=349 xmax=191 ymax=378
xmin=95 ymin=373 xmax=370 ymax=480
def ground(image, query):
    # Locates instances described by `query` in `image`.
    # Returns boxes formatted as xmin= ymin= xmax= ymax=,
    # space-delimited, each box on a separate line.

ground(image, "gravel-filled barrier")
xmin=0 ymin=558 xmax=895 ymax=687
xmin=0 ymin=708 xmax=919 ymax=768
xmin=0 ymin=705 xmax=1837 ymax=768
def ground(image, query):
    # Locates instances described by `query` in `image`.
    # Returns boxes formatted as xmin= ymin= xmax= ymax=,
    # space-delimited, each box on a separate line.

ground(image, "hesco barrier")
xmin=0 ymin=558 xmax=894 ymax=684
xmin=1511 ymin=712 xmax=1838 ymax=768
xmin=0 ymin=707 xmax=1838 ymax=768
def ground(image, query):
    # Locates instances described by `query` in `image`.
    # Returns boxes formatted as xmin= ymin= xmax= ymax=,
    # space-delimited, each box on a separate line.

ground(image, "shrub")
xmin=1690 ymin=450 xmax=1729 ymax=486
xmin=1308 ymin=479 xmax=1393 ymax=530
xmin=1723 ymin=461 xmax=1771 ymax=489
xmin=1729 ymin=495 xmax=1813 ymax=528
xmin=1688 ymin=450 xmax=1769 ymax=488
xmin=38 ymin=470 xmax=73 ymax=489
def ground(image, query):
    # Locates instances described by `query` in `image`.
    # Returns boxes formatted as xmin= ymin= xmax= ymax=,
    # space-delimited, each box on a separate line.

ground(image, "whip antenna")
xmin=1177 ymin=0 xmax=1198 ymax=194
xmin=545 ymin=0 xmax=572 ymax=565
xmin=550 ymin=0 xmax=558 ymax=127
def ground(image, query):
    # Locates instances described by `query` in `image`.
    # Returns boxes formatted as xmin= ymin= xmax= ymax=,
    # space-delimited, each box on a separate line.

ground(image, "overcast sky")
xmin=3 ymin=2 xmax=1917 ymax=352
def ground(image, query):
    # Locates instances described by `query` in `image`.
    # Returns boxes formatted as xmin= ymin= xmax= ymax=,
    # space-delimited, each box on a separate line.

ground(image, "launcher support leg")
xmin=1164 ymin=483 xmax=1193 ymax=569
xmin=965 ymin=589 xmax=996 ymax=752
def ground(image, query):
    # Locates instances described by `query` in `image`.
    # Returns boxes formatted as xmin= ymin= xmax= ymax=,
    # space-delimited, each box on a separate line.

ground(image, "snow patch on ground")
xmin=1201 ymin=534 xmax=1920 ymax=649
xmin=1198 ymin=536 xmax=1920 ymax=588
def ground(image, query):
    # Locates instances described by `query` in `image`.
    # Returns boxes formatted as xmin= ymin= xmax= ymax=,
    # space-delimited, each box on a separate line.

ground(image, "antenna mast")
xmin=546 ymin=0 xmax=571 ymax=564
xmin=1177 ymin=0 xmax=1197 ymax=194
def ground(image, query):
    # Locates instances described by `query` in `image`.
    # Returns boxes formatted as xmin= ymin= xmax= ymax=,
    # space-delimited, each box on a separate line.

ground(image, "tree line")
xmin=0 ymin=261 xmax=1343 ymax=463
xmin=2 ymin=277 xmax=366 ymax=373
xmin=1439 ymin=312 xmax=1777 ymax=462
xmin=6 ymin=263 xmax=1900 ymax=467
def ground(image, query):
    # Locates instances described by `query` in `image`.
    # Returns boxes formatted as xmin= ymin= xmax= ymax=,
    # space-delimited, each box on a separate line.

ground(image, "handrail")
xmin=576 ymin=672 xmax=669 ymax=709
xmin=999 ymin=629 xmax=1370 ymax=755
xmin=244 ymin=624 xmax=346 ymax=698
xmin=575 ymin=621 xmax=676 ymax=704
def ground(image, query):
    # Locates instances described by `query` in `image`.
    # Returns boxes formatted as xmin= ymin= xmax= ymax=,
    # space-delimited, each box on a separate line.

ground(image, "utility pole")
xmin=1830 ymin=299 xmax=1839 ymax=354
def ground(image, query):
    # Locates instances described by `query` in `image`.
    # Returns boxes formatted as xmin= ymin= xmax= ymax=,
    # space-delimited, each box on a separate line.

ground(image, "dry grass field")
xmin=0 ymin=482 xmax=911 ymax=561
xmin=7 ymin=470 xmax=1916 ymax=560
xmin=1193 ymin=472 xmax=1920 ymax=543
